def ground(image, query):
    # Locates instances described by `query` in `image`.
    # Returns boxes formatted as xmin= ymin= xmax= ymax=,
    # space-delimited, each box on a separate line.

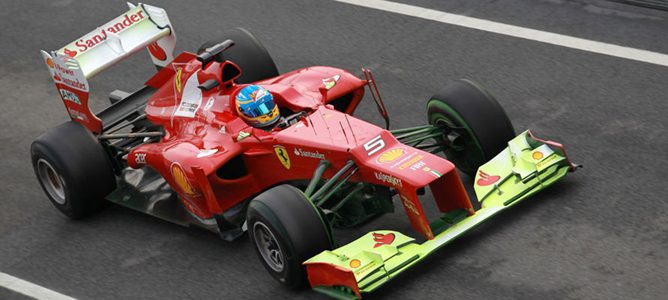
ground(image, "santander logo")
xmin=63 ymin=48 xmax=77 ymax=58
xmin=477 ymin=170 xmax=500 ymax=186
xmin=68 ymin=10 xmax=146 ymax=57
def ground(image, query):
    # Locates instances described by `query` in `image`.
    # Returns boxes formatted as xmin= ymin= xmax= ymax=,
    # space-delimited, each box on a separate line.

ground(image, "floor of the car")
xmin=105 ymin=167 xmax=219 ymax=231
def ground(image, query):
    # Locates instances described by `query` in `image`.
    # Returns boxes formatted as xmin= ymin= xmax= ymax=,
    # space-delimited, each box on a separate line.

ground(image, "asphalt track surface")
xmin=1 ymin=0 xmax=667 ymax=299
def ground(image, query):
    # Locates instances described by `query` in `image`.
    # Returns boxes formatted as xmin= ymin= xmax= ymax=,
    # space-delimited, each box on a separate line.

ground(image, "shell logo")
xmin=349 ymin=259 xmax=361 ymax=268
xmin=46 ymin=58 xmax=54 ymax=68
xmin=171 ymin=163 xmax=198 ymax=196
xmin=532 ymin=151 xmax=544 ymax=160
xmin=377 ymin=147 xmax=405 ymax=164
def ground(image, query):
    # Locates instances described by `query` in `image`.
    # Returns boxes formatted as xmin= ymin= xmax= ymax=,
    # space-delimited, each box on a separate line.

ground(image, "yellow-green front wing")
xmin=304 ymin=130 xmax=578 ymax=299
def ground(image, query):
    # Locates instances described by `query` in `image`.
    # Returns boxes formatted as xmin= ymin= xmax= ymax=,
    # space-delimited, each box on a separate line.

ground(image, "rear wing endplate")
xmin=39 ymin=2 xmax=176 ymax=134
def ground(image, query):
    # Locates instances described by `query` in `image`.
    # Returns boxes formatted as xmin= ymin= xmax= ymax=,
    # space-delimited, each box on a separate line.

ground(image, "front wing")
xmin=304 ymin=130 xmax=578 ymax=299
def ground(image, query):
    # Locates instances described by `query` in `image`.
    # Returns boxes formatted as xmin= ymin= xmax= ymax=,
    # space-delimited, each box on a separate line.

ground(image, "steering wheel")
xmin=277 ymin=111 xmax=307 ymax=129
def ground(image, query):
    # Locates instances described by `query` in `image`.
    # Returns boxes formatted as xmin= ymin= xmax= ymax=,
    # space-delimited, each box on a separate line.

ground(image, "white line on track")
xmin=335 ymin=0 xmax=668 ymax=67
xmin=0 ymin=272 xmax=77 ymax=300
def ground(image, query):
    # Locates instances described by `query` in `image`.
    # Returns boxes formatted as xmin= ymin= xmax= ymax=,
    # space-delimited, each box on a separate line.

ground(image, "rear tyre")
xmin=198 ymin=27 xmax=279 ymax=83
xmin=247 ymin=185 xmax=332 ymax=289
xmin=427 ymin=79 xmax=515 ymax=176
xmin=30 ymin=121 xmax=116 ymax=219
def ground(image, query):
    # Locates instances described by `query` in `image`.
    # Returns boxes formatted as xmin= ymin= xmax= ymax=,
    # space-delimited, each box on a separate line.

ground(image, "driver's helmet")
xmin=235 ymin=85 xmax=280 ymax=128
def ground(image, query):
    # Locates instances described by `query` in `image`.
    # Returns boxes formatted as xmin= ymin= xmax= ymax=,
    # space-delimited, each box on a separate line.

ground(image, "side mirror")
xmin=221 ymin=61 xmax=242 ymax=85
xmin=198 ymin=60 xmax=243 ymax=91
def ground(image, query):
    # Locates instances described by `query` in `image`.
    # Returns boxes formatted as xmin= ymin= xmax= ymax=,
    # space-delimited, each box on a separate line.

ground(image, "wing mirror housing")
xmin=198 ymin=59 xmax=242 ymax=91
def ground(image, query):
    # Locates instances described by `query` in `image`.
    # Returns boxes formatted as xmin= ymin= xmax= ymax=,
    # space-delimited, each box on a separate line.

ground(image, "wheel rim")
xmin=36 ymin=158 xmax=66 ymax=205
xmin=253 ymin=221 xmax=284 ymax=272
xmin=433 ymin=114 xmax=484 ymax=174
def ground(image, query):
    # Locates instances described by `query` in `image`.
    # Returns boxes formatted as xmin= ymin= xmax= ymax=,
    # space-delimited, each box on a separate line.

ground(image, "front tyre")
xmin=30 ymin=121 xmax=116 ymax=219
xmin=247 ymin=185 xmax=332 ymax=289
xmin=428 ymin=79 xmax=515 ymax=176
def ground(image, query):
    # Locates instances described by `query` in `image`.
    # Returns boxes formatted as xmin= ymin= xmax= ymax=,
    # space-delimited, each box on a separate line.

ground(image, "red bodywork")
xmin=126 ymin=52 xmax=472 ymax=241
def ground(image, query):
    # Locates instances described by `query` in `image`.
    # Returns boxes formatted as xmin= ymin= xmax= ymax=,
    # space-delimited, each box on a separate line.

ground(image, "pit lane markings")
xmin=336 ymin=0 xmax=668 ymax=68
xmin=0 ymin=272 xmax=77 ymax=300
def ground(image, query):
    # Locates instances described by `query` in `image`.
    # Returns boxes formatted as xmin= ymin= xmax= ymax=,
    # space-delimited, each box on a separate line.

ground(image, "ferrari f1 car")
xmin=32 ymin=3 xmax=578 ymax=299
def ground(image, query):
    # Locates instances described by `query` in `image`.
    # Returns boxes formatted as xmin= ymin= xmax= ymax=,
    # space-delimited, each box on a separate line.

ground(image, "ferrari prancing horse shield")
xmin=274 ymin=145 xmax=291 ymax=170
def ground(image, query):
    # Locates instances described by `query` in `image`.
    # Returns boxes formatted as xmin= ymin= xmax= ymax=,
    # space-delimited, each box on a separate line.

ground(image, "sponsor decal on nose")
xmin=377 ymin=147 xmax=406 ymax=164
xmin=374 ymin=171 xmax=402 ymax=187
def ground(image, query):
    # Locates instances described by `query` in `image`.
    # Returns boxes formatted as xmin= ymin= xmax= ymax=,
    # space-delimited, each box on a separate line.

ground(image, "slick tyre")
xmin=427 ymin=79 xmax=515 ymax=176
xmin=31 ymin=121 xmax=116 ymax=219
xmin=247 ymin=185 xmax=332 ymax=289
xmin=198 ymin=27 xmax=278 ymax=83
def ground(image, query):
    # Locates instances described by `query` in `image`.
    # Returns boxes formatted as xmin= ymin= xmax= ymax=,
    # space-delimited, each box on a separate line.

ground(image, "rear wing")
xmin=40 ymin=2 xmax=176 ymax=134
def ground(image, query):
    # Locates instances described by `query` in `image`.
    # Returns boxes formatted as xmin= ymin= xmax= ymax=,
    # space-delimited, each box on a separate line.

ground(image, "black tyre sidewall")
xmin=198 ymin=27 xmax=278 ymax=84
xmin=30 ymin=121 xmax=116 ymax=219
xmin=247 ymin=185 xmax=331 ymax=289
xmin=428 ymin=79 xmax=515 ymax=175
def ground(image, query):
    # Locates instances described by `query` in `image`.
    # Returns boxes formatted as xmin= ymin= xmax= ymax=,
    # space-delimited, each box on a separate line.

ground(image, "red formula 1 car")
xmin=32 ymin=3 xmax=578 ymax=299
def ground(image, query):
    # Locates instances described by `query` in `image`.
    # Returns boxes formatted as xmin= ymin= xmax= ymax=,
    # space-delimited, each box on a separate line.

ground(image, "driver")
xmin=234 ymin=85 xmax=281 ymax=128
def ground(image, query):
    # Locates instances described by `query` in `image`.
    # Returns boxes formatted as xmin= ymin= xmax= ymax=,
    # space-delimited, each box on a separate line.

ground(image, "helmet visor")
xmin=242 ymin=99 xmax=275 ymax=118
xmin=258 ymin=103 xmax=270 ymax=115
